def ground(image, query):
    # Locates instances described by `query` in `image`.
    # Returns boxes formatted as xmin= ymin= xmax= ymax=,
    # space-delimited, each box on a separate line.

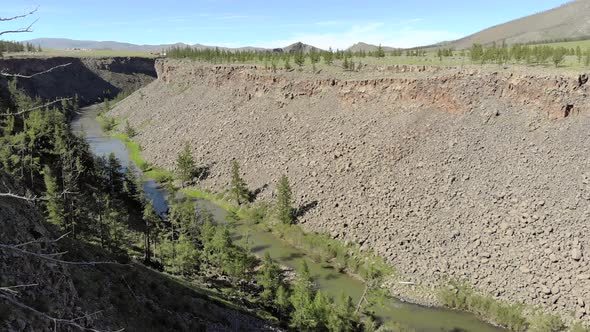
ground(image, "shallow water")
xmin=72 ymin=104 xmax=506 ymax=332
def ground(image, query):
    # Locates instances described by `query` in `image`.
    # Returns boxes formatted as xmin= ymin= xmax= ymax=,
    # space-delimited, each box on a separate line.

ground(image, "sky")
xmin=1 ymin=0 xmax=571 ymax=49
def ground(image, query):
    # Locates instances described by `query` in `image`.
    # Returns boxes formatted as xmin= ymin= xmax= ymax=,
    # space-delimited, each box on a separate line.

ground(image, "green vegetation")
xmin=436 ymin=281 xmax=583 ymax=332
xmin=112 ymin=132 xmax=173 ymax=183
xmin=0 ymin=40 xmax=42 ymax=57
xmin=167 ymin=39 xmax=590 ymax=72
xmin=230 ymin=160 xmax=249 ymax=205
xmin=275 ymin=175 xmax=294 ymax=224
xmin=176 ymin=142 xmax=197 ymax=184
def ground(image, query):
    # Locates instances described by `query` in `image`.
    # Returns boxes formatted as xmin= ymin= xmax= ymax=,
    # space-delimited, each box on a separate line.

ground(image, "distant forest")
xmin=0 ymin=40 xmax=42 ymax=56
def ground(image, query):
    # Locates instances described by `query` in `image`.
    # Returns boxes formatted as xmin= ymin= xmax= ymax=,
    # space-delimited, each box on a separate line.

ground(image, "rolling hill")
xmin=25 ymin=38 xmax=322 ymax=53
xmin=439 ymin=0 xmax=590 ymax=49
xmin=347 ymin=42 xmax=397 ymax=53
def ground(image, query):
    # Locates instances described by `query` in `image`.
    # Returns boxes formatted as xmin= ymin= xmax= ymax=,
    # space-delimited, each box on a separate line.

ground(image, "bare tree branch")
xmin=0 ymin=18 xmax=39 ymax=36
xmin=0 ymin=283 xmax=39 ymax=295
xmin=14 ymin=232 xmax=71 ymax=248
xmin=0 ymin=294 xmax=124 ymax=332
xmin=0 ymin=191 xmax=39 ymax=201
xmin=0 ymin=180 xmax=78 ymax=202
xmin=0 ymin=97 xmax=73 ymax=117
xmin=0 ymin=6 xmax=39 ymax=22
xmin=1 ymin=62 xmax=71 ymax=78
xmin=0 ymin=243 xmax=130 ymax=266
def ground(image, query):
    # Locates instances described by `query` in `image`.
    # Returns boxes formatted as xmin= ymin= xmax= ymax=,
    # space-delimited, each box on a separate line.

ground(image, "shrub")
xmin=529 ymin=314 xmax=566 ymax=332
xmin=101 ymin=117 xmax=117 ymax=132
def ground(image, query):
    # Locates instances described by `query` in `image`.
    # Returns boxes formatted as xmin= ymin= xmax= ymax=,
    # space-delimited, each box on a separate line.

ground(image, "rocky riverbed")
xmin=109 ymin=59 xmax=590 ymax=323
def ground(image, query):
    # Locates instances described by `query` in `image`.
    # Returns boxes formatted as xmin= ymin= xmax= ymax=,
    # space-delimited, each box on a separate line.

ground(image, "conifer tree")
xmin=275 ymin=284 xmax=290 ymax=318
xmin=376 ymin=44 xmax=385 ymax=58
xmin=258 ymin=252 xmax=283 ymax=305
xmin=143 ymin=201 xmax=159 ymax=263
xmin=43 ymin=165 xmax=64 ymax=227
xmin=290 ymin=260 xmax=317 ymax=330
xmin=276 ymin=174 xmax=294 ymax=224
xmin=294 ymin=51 xmax=305 ymax=67
xmin=324 ymin=48 xmax=334 ymax=65
xmin=230 ymin=160 xmax=249 ymax=205
xmin=176 ymin=142 xmax=196 ymax=185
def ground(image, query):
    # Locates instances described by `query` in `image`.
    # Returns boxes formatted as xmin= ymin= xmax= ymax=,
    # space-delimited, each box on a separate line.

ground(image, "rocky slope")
xmin=0 ymin=171 xmax=281 ymax=332
xmin=440 ymin=0 xmax=590 ymax=49
xmin=0 ymin=57 xmax=156 ymax=106
xmin=110 ymin=59 xmax=590 ymax=323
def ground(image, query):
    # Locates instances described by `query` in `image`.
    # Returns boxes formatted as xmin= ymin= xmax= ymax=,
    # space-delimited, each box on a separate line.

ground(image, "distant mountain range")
xmin=25 ymin=38 xmax=331 ymax=53
xmin=30 ymin=0 xmax=590 ymax=57
xmin=25 ymin=38 xmax=395 ymax=53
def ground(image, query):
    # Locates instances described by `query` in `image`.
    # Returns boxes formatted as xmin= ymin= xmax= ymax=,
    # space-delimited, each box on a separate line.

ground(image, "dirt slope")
xmin=441 ymin=0 xmax=590 ymax=49
xmin=110 ymin=59 xmax=590 ymax=323
xmin=0 ymin=172 xmax=280 ymax=332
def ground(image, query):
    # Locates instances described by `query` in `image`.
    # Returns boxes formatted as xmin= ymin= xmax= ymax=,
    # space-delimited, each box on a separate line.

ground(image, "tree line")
xmin=0 ymin=40 xmax=42 ymax=57
xmin=167 ymin=44 xmax=408 ymax=71
xmin=469 ymin=42 xmax=590 ymax=67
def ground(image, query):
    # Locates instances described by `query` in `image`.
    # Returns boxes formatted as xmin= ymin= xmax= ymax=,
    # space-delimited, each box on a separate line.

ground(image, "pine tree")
xmin=143 ymin=201 xmax=159 ymax=263
xmin=290 ymin=260 xmax=317 ymax=330
xmin=328 ymin=293 xmax=358 ymax=332
xmin=43 ymin=165 xmax=64 ymax=227
xmin=230 ymin=160 xmax=249 ymax=205
xmin=324 ymin=48 xmax=334 ymax=65
xmin=294 ymin=51 xmax=305 ymax=67
xmin=124 ymin=120 xmax=136 ymax=138
xmin=275 ymin=284 xmax=290 ymax=318
xmin=376 ymin=44 xmax=385 ymax=58
xmin=176 ymin=142 xmax=196 ymax=185
xmin=258 ymin=252 xmax=283 ymax=305
xmin=552 ymin=47 xmax=566 ymax=67
xmin=276 ymin=175 xmax=294 ymax=224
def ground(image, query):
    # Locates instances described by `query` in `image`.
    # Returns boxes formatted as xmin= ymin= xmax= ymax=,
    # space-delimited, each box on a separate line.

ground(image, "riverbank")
xmin=104 ymin=86 xmax=588 ymax=332
xmin=92 ymin=106 xmax=522 ymax=331
xmin=98 ymin=128 xmax=534 ymax=332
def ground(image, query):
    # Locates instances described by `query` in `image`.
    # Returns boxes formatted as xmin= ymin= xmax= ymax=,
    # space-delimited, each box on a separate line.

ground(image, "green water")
xmin=74 ymin=105 xmax=507 ymax=332
xmin=195 ymin=199 xmax=505 ymax=332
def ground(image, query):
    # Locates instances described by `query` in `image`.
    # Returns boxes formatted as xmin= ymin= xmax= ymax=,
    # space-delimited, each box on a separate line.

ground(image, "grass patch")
xmin=183 ymin=187 xmax=395 ymax=280
xmin=111 ymin=132 xmax=174 ymax=182
xmin=438 ymin=281 xmax=567 ymax=332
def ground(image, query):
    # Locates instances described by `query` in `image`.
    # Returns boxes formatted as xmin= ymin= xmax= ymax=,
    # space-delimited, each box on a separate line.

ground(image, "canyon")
xmin=109 ymin=59 xmax=590 ymax=323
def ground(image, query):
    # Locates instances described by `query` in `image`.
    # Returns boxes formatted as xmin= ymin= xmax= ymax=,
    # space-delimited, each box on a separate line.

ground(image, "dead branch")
xmin=0 ymin=294 xmax=124 ymax=332
xmin=0 ymin=97 xmax=73 ymax=117
xmin=0 ymin=191 xmax=39 ymax=201
xmin=0 ymin=243 xmax=130 ymax=267
xmin=0 ymin=6 xmax=39 ymax=22
xmin=14 ymin=232 xmax=71 ymax=248
xmin=1 ymin=63 xmax=71 ymax=79
xmin=0 ymin=18 xmax=39 ymax=37
xmin=0 ymin=283 xmax=39 ymax=295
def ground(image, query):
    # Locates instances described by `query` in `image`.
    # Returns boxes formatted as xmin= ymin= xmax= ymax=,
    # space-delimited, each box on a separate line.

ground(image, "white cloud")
xmin=253 ymin=22 xmax=460 ymax=49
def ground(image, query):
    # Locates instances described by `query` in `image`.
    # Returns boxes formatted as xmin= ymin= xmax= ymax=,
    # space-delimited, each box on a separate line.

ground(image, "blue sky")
xmin=2 ymin=0 xmax=569 ymax=49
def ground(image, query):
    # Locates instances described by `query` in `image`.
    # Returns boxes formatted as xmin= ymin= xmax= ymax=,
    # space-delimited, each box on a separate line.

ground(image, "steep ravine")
xmin=110 ymin=59 xmax=590 ymax=324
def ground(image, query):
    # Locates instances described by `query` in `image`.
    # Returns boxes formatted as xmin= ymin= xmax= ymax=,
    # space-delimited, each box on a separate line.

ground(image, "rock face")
xmin=111 ymin=59 xmax=590 ymax=322
xmin=0 ymin=57 xmax=157 ymax=106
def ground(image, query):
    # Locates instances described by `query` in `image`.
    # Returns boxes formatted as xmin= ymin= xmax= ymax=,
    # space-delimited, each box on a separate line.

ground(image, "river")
xmin=71 ymin=104 xmax=506 ymax=332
